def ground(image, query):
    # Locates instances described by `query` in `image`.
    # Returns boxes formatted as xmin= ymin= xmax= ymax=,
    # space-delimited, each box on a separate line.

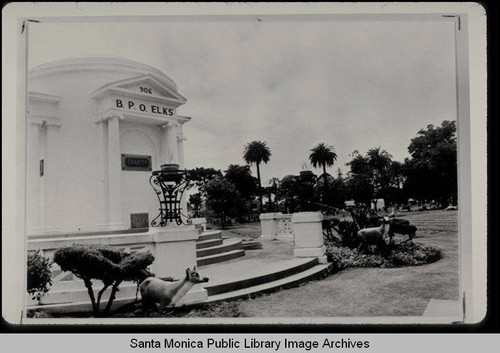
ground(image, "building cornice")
xmin=28 ymin=92 xmax=61 ymax=104
xmin=29 ymin=57 xmax=178 ymax=93
xmin=95 ymin=108 xmax=184 ymax=127
xmin=176 ymin=115 xmax=192 ymax=124
xmin=28 ymin=115 xmax=61 ymax=127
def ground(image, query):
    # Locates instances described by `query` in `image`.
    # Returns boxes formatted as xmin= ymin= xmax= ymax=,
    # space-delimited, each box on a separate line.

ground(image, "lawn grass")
xmin=235 ymin=210 xmax=459 ymax=317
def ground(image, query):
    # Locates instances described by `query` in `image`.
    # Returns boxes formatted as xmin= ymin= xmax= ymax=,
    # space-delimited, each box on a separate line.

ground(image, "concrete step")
xmin=196 ymin=238 xmax=223 ymax=249
xmin=202 ymin=262 xmax=332 ymax=304
xmin=196 ymin=238 xmax=243 ymax=258
xmin=31 ymin=282 xmax=138 ymax=305
xmin=197 ymin=249 xmax=246 ymax=267
xmin=198 ymin=230 xmax=222 ymax=242
xmin=203 ymin=258 xmax=319 ymax=296
xmin=242 ymin=239 xmax=263 ymax=250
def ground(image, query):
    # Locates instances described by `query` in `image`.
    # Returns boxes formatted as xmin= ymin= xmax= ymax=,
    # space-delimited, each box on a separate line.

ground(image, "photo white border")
xmin=2 ymin=2 xmax=487 ymax=326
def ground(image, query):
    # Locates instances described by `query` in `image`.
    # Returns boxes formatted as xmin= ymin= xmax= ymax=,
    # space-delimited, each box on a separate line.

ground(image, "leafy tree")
xmin=243 ymin=141 xmax=271 ymax=212
xmin=345 ymin=174 xmax=374 ymax=207
xmin=186 ymin=167 xmax=223 ymax=191
xmin=314 ymin=174 xmax=347 ymax=209
xmin=204 ymin=177 xmax=242 ymax=228
xmin=345 ymin=152 xmax=374 ymax=206
xmin=27 ymin=250 xmax=52 ymax=302
xmin=53 ymin=245 xmax=154 ymax=317
xmin=188 ymin=192 xmax=203 ymax=217
xmin=403 ymin=120 xmax=457 ymax=205
xmin=275 ymin=174 xmax=318 ymax=213
xmin=224 ymin=164 xmax=258 ymax=200
xmin=262 ymin=177 xmax=280 ymax=212
xmin=345 ymin=148 xmax=394 ymax=208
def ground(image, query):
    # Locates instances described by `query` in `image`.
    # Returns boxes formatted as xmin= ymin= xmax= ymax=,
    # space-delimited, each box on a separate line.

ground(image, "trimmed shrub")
xmin=388 ymin=243 xmax=442 ymax=267
xmin=27 ymin=250 xmax=53 ymax=301
xmin=326 ymin=241 xmax=442 ymax=269
xmin=326 ymin=245 xmax=386 ymax=269
xmin=54 ymin=245 xmax=154 ymax=317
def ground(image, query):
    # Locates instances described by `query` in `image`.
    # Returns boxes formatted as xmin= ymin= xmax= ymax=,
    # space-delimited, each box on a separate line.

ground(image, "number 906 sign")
xmin=140 ymin=86 xmax=152 ymax=94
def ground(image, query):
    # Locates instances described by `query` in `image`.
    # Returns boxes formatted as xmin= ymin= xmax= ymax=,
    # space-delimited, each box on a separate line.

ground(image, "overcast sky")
xmin=28 ymin=18 xmax=457 ymax=184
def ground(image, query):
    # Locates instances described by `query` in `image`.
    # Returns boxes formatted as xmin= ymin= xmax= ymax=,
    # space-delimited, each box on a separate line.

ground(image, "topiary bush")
xmin=27 ymin=250 xmax=53 ymax=302
xmin=53 ymin=244 xmax=154 ymax=317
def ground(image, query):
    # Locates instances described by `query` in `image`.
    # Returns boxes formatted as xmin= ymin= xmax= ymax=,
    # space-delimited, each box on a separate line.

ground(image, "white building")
xmin=27 ymin=58 xmax=191 ymax=235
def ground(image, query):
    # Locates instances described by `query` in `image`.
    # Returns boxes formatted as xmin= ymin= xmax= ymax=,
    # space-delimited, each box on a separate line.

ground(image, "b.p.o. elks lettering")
xmin=115 ymin=99 xmax=174 ymax=116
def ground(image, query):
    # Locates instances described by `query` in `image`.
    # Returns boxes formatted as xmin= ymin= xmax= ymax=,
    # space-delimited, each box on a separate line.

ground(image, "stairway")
xmin=196 ymin=230 xmax=246 ymax=266
xmin=197 ymin=257 xmax=332 ymax=304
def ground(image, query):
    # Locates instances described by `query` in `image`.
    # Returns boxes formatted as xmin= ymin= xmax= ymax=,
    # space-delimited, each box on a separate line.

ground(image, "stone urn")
xmin=161 ymin=163 xmax=180 ymax=171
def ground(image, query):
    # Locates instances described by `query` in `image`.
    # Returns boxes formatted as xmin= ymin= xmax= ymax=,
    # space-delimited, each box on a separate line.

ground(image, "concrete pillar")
xmin=26 ymin=121 xmax=42 ymax=234
xmin=291 ymin=212 xmax=327 ymax=263
xmin=106 ymin=115 xmax=124 ymax=230
xmin=151 ymin=226 xmax=199 ymax=279
xmin=260 ymin=212 xmax=277 ymax=239
xmin=151 ymin=226 xmax=208 ymax=305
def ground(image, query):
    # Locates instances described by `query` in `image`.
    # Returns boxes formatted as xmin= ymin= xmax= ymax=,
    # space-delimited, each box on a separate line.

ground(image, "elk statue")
xmin=356 ymin=217 xmax=389 ymax=254
xmin=140 ymin=266 xmax=209 ymax=314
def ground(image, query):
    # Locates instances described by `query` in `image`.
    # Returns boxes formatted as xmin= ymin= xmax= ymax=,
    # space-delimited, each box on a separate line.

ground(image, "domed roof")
xmin=29 ymin=57 xmax=179 ymax=93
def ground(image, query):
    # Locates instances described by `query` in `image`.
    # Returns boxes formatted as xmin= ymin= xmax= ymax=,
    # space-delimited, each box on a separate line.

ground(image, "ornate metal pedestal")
xmin=150 ymin=164 xmax=192 ymax=227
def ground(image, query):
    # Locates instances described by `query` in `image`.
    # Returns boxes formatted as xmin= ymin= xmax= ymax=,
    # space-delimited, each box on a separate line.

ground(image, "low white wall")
xmin=260 ymin=211 xmax=326 ymax=262
xmin=259 ymin=212 xmax=293 ymax=240
xmin=191 ymin=217 xmax=207 ymax=231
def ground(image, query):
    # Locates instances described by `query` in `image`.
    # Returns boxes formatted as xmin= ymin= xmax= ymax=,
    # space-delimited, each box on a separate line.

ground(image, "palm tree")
xmin=367 ymin=147 xmax=392 ymax=172
xmin=367 ymin=147 xmax=393 ymax=209
xmin=309 ymin=143 xmax=337 ymax=204
xmin=243 ymin=141 xmax=272 ymax=212
xmin=309 ymin=143 xmax=337 ymax=180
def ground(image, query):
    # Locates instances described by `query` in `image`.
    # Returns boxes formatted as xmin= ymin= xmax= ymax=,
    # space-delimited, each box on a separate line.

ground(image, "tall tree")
xmin=243 ymin=141 xmax=272 ymax=211
xmin=275 ymin=175 xmax=317 ymax=213
xmin=309 ymin=143 xmax=338 ymax=178
xmin=404 ymin=120 xmax=457 ymax=206
xmin=346 ymin=152 xmax=374 ymax=207
xmin=367 ymin=147 xmax=393 ymax=207
xmin=204 ymin=177 xmax=242 ymax=228
xmin=309 ymin=143 xmax=337 ymax=203
xmin=188 ymin=192 xmax=203 ymax=218
xmin=224 ymin=164 xmax=258 ymax=200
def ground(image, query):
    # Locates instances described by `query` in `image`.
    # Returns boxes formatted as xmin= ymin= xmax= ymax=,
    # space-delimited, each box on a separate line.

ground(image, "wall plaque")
xmin=121 ymin=154 xmax=152 ymax=171
xmin=131 ymin=213 xmax=149 ymax=229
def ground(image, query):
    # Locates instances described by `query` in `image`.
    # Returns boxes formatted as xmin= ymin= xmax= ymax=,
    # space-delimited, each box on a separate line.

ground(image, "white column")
xmin=26 ymin=121 xmax=42 ymax=234
xmin=43 ymin=123 xmax=60 ymax=233
xmin=160 ymin=122 xmax=179 ymax=166
xmin=96 ymin=121 xmax=108 ymax=229
xmin=107 ymin=115 xmax=124 ymax=230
